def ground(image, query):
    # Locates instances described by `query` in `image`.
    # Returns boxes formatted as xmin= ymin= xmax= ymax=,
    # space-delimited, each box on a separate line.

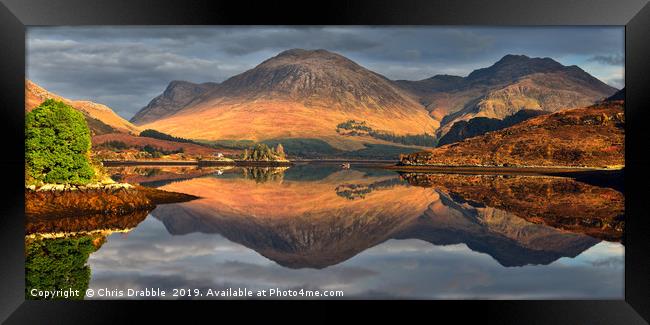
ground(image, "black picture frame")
xmin=1 ymin=0 xmax=648 ymax=323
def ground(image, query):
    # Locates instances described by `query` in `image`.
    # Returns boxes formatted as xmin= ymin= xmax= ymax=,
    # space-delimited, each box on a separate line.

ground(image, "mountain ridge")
xmin=395 ymin=54 xmax=618 ymax=137
xmin=132 ymin=51 xmax=618 ymax=157
xmin=25 ymin=79 xmax=140 ymax=135
xmin=130 ymin=80 xmax=219 ymax=125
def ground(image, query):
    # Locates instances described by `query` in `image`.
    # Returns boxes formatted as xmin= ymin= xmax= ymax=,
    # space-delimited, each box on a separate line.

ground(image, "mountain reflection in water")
xmin=26 ymin=165 xmax=625 ymax=299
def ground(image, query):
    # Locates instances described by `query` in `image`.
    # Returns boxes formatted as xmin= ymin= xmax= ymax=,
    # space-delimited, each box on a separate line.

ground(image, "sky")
xmin=27 ymin=26 xmax=625 ymax=120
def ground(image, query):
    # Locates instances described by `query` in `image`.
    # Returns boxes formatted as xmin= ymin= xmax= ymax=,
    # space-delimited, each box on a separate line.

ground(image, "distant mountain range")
xmin=129 ymin=50 xmax=617 ymax=157
xmin=26 ymin=49 xmax=620 ymax=160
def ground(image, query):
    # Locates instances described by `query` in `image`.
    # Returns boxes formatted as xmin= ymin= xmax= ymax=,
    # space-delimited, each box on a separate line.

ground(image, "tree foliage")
xmin=336 ymin=119 xmax=437 ymax=147
xmin=25 ymin=99 xmax=95 ymax=184
xmin=139 ymin=129 xmax=199 ymax=145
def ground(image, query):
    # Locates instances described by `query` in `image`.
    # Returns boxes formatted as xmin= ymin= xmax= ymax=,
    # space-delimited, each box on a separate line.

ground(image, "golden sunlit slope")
xmin=25 ymin=79 xmax=140 ymax=135
xmin=139 ymin=49 xmax=439 ymax=149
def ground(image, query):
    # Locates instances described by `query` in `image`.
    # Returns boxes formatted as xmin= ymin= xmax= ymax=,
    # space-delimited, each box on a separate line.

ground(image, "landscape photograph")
xmin=24 ymin=26 xmax=625 ymax=299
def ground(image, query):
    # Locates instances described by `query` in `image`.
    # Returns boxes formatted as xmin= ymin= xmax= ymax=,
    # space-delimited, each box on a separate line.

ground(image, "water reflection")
xmin=26 ymin=165 xmax=625 ymax=299
xmin=25 ymin=235 xmax=105 ymax=300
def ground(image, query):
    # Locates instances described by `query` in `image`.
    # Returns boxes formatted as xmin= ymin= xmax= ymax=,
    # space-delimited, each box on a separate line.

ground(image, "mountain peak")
xmin=276 ymin=48 xmax=333 ymax=57
xmin=467 ymin=54 xmax=565 ymax=83
xmin=427 ymin=74 xmax=464 ymax=82
xmin=200 ymin=48 xmax=419 ymax=111
xmin=130 ymin=80 xmax=219 ymax=124
xmin=259 ymin=48 xmax=357 ymax=69
xmin=167 ymin=80 xmax=192 ymax=87
xmin=495 ymin=54 xmax=531 ymax=63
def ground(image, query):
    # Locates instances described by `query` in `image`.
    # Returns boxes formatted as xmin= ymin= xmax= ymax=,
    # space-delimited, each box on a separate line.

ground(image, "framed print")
xmin=0 ymin=0 xmax=649 ymax=323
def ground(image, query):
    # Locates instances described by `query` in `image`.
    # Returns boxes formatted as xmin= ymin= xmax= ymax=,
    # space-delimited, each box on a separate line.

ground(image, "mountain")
xmin=437 ymin=109 xmax=548 ymax=147
xmin=25 ymin=79 xmax=140 ymax=135
xmin=137 ymin=49 xmax=439 ymax=152
xmin=400 ymin=101 xmax=624 ymax=168
xmin=396 ymin=54 xmax=618 ymax=138
xmin=130 ymin=80 xmax=219 ymax=125
xmin=132 ymin=52 xmax=617 ymax=157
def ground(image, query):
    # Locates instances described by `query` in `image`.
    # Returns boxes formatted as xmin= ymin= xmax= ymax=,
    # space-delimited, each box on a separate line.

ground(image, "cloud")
xmin=588 ymin=54 xmax=625 ymax=65
xmin=27 ymin=26 xmax=625 ymax=119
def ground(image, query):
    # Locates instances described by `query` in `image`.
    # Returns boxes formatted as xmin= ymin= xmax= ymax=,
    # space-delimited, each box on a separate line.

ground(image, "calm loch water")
xmin=26 ymin=165 xmax=624 ymax=299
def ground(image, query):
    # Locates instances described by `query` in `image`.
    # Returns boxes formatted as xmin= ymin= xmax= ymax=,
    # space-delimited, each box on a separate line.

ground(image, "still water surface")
xmin=28 ymin=165 xmax=625 ymax=299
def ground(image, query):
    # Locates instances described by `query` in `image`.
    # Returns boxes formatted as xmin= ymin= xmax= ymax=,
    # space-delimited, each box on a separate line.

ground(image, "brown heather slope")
xmin=139 ymin=49 xmax=439 ymax=150
xmin=396 ymin=55 xmax=617 ymax=138
xmin=25 ymin=79 xmax=140 ymax=135
xmin=399 ymin=101 xmax=624 ymax=168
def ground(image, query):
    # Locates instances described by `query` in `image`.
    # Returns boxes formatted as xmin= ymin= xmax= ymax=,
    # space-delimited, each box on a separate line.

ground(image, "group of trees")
xmin=337 ymin=120 xmax=372 ymax=132
xmin=139 ymin=129 xmax=198 ymax=145
xmin=98 ymin=140 xmax=129 ymax=151
xmin=242 ymin=143 xmax=286 ymax=161
xmin=336 ymin=119 xmax=438 ymax=147
xmin=25 ymin=99 xmax=95 ymax=185
xmin=142 ymin=144 xmax=183 ymax=158
xmin=368 ymin=131 xmax=437 ymax=147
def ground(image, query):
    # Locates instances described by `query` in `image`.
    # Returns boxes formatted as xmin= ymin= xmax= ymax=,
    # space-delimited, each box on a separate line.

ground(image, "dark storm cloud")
xmin=27 ymin=26 xmax=624 ymax=119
